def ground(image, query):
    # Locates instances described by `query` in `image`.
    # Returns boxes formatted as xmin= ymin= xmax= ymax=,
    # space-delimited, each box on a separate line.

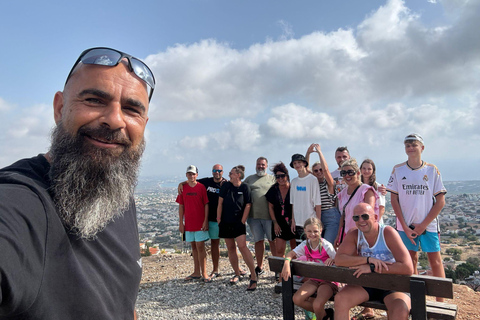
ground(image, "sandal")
xmin=209 ymin=272 xmax=221 ymax=279
xmin=239 ymin=270 xmax=247 ymax=277
xmin=203 ymin=276 xmax=213 ymax=283
xmin=246 ymin=279 xmax=257 ymax=291
xmin=351 ymin=312 xmax=375 ymax=320
xmin=230 ymin=275 xmax=240 ymax=285
xmin=184 ymin=275 xmax=201 ymax=281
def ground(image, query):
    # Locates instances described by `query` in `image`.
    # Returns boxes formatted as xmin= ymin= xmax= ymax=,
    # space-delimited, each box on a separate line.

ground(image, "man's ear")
xmin=53 ymin=91 xmax=64 ymax=124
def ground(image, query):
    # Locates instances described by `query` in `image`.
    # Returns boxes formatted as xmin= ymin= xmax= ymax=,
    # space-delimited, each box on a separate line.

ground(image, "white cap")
xmin=186 ymin=165 xmax=198 ymax=174
xmin=404 ymin=133 xmax=424 ymax=145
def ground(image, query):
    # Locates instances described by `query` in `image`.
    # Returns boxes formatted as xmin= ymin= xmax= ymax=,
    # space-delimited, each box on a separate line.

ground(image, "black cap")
xmin=290 ymin=154 xmax=308 ymax=168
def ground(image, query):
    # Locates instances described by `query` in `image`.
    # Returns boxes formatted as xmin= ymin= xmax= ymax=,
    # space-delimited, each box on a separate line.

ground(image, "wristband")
xmin=367 ymin=257 xmax=370 ymax=264
xmin=370 ymin=263 xmax=376 ymax=273
xmin=285 ymin=257 xmax=292 ymax=262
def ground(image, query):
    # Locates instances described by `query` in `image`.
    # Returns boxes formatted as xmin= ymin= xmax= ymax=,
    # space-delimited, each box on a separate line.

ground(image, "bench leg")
xmin=410 ymin=279 xmax=427 ymax=320
xmin=282 ymin=276 xmax=295 ymax=320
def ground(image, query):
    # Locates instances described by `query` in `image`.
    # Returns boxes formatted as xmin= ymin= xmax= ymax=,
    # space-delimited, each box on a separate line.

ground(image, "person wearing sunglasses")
xmin=217 ymin=166 xmax=258 ymax=291
xmin=265 ymin=162 xmax=296 ymax=268
xmin=305 ymin=143 xmax=341 ymax=246
xmin=0 ymin=47 xmax=154 ymax=319
xmin=387 ymin=134 xmax=447 ymax=301
xmin=335 ymin=203 xmax=413 ymax=320
xmin=334 ymin=158 xmax=379 ymax=249
xmin=177 ymin=164 xmax=227 ymax=279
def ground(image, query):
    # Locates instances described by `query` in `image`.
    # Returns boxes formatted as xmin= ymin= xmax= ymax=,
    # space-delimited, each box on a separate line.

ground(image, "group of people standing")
xmin=177 ymin=133 xmax=447 ymax=320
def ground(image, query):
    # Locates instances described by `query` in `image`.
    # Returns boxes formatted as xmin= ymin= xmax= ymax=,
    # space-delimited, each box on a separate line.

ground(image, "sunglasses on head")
xmin=340 ymin=169 xmax=356 ymax=177
xmin=212 ymin=169 xmax=222 ymax=173
xmin=352 ymin=214 xmax=370 ymax=222
xmin=65 ymin=47 xmax=156 ymax=101
xmin=275 ymin=174 xmax=287 ymax=179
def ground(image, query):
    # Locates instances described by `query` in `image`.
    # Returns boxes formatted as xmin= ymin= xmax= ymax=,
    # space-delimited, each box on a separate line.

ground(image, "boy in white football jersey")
xmin=387 ymin=134 xmax=447 ymax=301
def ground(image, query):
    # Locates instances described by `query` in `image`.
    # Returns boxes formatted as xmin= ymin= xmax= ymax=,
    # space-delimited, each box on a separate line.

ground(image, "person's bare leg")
xmin=334 ymin=285 xmax=369 ymax=320
xmin=292 ymin=281 xmax=318 ymax=311
xmin=290 ymin=238 xmax=297 ymax=250
xmin=254 ymin=240 xmax=265 ymax=270
xmin=196 ymin=241 xmax=208 ymax=279
xmin=312 ymin=284 xmax=334 ymax=320
xmin=190 ymin=242 xmax=201 ymax=277
xmin=428 ymin=251 xmax=446 ymax=302
xmin=210 ymin=238 xmax=220 ymax=274
xmin=275 ymin=238 xmax=287 ymax=257
xmin=225 ymin=238 xmax=240 ymax=275
xmin=384 ymin=292 xmax=411 ymax=320
xmin=268 ymin=239 xmax=276 ymax=258
xmin=409 ymin=250 xmax=418 ymax=274
xmin=237 ymin=234 xmax=257 ymax=289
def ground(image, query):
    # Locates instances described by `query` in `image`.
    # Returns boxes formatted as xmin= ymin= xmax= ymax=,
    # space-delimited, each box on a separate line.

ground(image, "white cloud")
xmin=267 ymin=103 xmax=338 ymax=140
xmin=178 ymin=118 xmax=260 ymax=152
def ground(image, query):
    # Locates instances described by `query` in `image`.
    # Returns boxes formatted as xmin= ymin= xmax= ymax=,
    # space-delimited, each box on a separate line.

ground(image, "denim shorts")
xmin=398 ymin=230 xmax=441 ymax=252
xmin=320 ymin=207 xmax=341 ymax=245
xmin=185 ymin=230 xmax=210 ymax=243
xmin=247 ymin=218 xmax=274 ymax=242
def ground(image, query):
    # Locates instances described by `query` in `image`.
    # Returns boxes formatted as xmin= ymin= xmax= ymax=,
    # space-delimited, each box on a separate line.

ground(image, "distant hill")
xmin=444 ymin=181 xmax=480 ymax=195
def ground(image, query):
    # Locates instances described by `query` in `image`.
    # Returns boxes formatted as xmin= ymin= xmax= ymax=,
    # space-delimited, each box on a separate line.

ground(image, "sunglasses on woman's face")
xmin=340 ymin=169 xmax=356 ymax=177
xmin=275 ymin=174 xmax=287 ymax=179
xmin=352 ymin=214 xmax=370 ymax=222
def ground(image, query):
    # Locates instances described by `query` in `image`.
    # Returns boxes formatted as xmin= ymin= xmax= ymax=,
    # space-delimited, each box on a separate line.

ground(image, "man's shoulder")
xmin=0 ymin=155 xmax=51 ymax=194
xmin=390 ymin=162 xmax=407 ymax=174
xmin=424 ymin=162 xmax=442 ymax=176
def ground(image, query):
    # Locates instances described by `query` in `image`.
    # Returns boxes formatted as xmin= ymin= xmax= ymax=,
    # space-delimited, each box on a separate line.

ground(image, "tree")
xmin=446 ymin=248 xmax=462 ymax=255
xmin=445 ymin=266 xmax=457 ymax=282
xmin=466 ymin=257 xmax=480 ymax=268
xmin=452 ymin=253 xmax=462 ymax=261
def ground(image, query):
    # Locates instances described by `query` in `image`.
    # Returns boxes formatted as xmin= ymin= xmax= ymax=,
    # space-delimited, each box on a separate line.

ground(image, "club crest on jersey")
xmin=423 ymin=175 xmax=428 ymax=182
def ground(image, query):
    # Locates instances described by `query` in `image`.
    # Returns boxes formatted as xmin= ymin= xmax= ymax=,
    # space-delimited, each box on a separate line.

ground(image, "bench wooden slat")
xmin=268 ymin=256 xmax=453 ymax=298
xmin=269 ymin=256 xmax=457 ymax=320
xmin=274 ymin=282 xmax=457 ymax=320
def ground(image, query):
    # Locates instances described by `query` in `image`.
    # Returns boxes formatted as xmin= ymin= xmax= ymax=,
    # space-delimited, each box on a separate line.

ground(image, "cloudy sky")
xmin=1 ymin=0 xmax=479 ymax=183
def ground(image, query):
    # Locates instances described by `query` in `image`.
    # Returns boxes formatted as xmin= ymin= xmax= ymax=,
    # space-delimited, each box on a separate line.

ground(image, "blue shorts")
xmin=185 ymin=230 xmax=210 ymax=243
xmin=247 ymin=218 xmax=274 ymax=242
xmin=208 ymin=221 xmax=220 ymax=240
xmin=398 ymin=230 xmax=440 ymax=252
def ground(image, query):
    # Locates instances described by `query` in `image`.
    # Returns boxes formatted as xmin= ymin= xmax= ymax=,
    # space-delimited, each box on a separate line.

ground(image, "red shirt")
xmin=176 ymin=182 xmax=209 ymax=231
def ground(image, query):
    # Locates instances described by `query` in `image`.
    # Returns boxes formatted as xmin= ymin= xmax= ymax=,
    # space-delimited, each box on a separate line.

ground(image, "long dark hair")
xmin=360 ymin=159 xmax=377 ymax=190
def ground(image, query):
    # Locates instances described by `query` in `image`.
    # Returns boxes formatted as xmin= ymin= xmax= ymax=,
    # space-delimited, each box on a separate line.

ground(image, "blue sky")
xmin=1 ymin=0 xmax=479 ymax=183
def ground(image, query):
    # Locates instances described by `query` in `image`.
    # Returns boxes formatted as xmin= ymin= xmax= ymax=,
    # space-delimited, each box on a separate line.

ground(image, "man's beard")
xmin=49 ymin=123 xmax=145 ymax=239
xmin=256 ymin=169 xmax=267 ymax=177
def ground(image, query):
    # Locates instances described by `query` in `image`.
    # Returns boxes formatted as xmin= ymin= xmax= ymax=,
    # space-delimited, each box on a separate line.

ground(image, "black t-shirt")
xmin=265 ymin=183 xmax=293 ymax=221
xmin=219 ymin=182 xmax=251 ymax=223
xmin=0 ymin=155 xmax=142 ymax=320
xmin=197 ymin=177 xmax=226 ymax=222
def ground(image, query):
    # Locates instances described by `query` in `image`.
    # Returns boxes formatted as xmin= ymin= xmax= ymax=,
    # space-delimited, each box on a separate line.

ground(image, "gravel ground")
xmin=136 ymin=253 xmax=312 ymax=319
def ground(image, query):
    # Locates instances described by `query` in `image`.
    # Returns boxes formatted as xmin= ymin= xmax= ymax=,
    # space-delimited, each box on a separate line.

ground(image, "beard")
xmin=49 ymin=123 xmax=145 ymax=239
xmin=256 ymin=169 xmax=267 ymax=177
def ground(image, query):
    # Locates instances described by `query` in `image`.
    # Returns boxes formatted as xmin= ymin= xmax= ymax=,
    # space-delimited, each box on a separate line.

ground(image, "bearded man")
xmin=244 ymin=156 xmax=277 ymax=276
xmin=0 ymin=47 xmax=155 ymax=319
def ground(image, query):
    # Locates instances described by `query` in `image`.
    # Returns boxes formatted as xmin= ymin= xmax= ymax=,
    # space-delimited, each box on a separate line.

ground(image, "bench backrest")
xmin=268 ymin=256 xmax=453 ymax=299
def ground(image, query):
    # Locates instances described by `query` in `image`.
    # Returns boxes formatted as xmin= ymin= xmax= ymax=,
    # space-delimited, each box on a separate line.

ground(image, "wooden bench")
xmin=268 ymin=256 xmax=457 ymax=320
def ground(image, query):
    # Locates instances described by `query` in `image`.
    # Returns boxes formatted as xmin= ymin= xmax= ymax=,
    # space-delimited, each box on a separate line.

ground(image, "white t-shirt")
xmin=387 ymin=161 xmax=446 ymax=233
xmin=290 ymin=174 xmax=322 ymax=227
xmin=331 ymin=169 xmax=347 ymax=194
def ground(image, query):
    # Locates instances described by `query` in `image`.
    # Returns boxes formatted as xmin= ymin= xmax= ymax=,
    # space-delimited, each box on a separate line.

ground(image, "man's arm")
xmin=334 ymin=230 xmax=364 ymax=267
xmin=241 ymin=204 xmax=251 ymax=224
xmin=413 ymin=193 xmax=445 ymax=236
xmin=202 ymin=204 xmax=209 ymax=231
xmin=216 ymin=197 xmax=223 ymax=224
xmin=390 ymin=193 xmax=415 ymax=245
xmin=178 ymin=204 xmax=185 ymax=234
